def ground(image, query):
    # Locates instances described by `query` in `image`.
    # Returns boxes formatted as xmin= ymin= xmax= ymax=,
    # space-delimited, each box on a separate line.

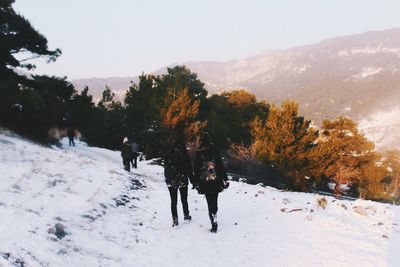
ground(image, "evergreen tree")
xmin=370 ymin=150 xmax=400 ymax=202
xmin=0 ymin=1 xmax=63 ymax=141
xmin=314 ymin=117 xmax=376 ymax=195
xmin=124 ymin=67 xmax=209 ymax=159
xmin=205 ymin=90 xmax=269 ymax=150
xmin=162 ymin=88 xmax=204 ymax=141
xmin=98 ymin=86 xmax=117 ymax=110
xmin=0 ymin=0 xmax=61 ymax=82
xmin=90 ymin=86 xmax=125 ymax=149
xmin=251 ymin=100 xmax=319 ymax=190
xmin=3 ymin=75 xmax=75 ymax=141
xmin=224 ymin=90 xmax=269 ymax=146
xmin=124 ymin=75 xmax=163 ymax=140
xmin=68 ymin=86 xmax=96 ymax=140
xmin=358 ymin=155 xmax=388 ymax=201
xmin=204 ymin=94 xmax=232 ymax=150
xmin=157 ymin=65 xmax=207 ymax=101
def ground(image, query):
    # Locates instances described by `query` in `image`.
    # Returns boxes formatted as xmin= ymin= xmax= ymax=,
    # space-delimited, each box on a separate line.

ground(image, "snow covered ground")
xmin=1 ymin=131 xmax=400 ymax=267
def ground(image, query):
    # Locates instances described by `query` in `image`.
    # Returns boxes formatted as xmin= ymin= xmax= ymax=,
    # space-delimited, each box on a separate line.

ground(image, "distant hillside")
xmin=72 ymin=28 xmax=400 ymax=148
xmin=185 ymin=28 xmax=400 ymax=121
xmin=73 ymin=28 xmax=400 ymax=118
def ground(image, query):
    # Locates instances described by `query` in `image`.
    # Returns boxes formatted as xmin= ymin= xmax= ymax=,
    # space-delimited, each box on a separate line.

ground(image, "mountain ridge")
xmin=72 ymin=27 xmax=400 ymax=142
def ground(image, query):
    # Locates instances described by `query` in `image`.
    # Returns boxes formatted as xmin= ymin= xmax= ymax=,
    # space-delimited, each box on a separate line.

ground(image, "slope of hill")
xmin=1 ymin=131 xmax=400 ymax=266
xmin=73 ymin=28 xmax=400 ymax=122
xmin=360 ymin=107 xmax=400 ymax=150
xmin=72 ymin=28 xmax=400 ymax=149
xmin=185 ymin=28 xmax=400 ymax=121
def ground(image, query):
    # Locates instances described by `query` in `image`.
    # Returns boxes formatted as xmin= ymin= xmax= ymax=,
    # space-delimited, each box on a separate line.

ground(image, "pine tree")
xmin=358 ymin=156 xmax=388 ymax=200
xmin=0 ymin=0 xmax=61 ymax=82
xmin=251 ymin=100 xmax=318 ymax=190
xmin=379 ymin=150 xmax=400 ymax=202
xmin=87 ymin=86 xmax=125 ymax=149
xmin=205 ymin=90 xmax=269 ymax=150
xmin=157 ymin=65 xmax=207 ymax=101
xmin=0 ymin=1 xmax=63 ymax=141
xmin=98 ymin=86 xmax=119 ymax=111
xmin=124 ymin=68 xmax=208 ymax=159
xmin=315 ymin=117 xmax=377 ymax=196
xmin=124 ymin=74 xmax=162 ymax=136
xmin=162 ymin=88 xmax=204 ymax=142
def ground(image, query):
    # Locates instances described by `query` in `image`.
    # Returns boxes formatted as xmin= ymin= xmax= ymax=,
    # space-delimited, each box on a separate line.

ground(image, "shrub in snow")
xmin=317 ymin=197 xmax=328 ymax=209
xmin=48 ymin=223 xmax=68 ymax=239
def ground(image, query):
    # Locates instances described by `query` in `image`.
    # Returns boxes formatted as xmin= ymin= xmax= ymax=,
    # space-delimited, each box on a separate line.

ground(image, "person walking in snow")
xmin=121 ymin=137 xmax=132 ymax=172
xmin=67 ymin=128 xmax=75 ymax=147
xmin=163 ymin=134 xmax=194 ymax=227
xmin=193 ymin=132 xmax=229 ymax=233
xmin=130 ymin=139 xmax=140 ymax=169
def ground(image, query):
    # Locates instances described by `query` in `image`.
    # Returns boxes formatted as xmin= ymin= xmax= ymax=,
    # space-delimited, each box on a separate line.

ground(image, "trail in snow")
xmin=0 ymin=132 xmax=399 ymax=267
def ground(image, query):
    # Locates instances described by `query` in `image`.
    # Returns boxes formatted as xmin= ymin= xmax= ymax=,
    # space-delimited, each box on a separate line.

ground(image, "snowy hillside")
xmin=360 ymin=107 xmax=400 ymax=150
xmin=73 ymin=28 xmax=400 ymax=121
xmin=1 ymin=131 xmax=400 ymax=267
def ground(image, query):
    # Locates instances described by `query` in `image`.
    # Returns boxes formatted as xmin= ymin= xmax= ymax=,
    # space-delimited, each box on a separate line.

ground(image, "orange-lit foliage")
xmin=162 ymin=88 xmax=205 ymax=142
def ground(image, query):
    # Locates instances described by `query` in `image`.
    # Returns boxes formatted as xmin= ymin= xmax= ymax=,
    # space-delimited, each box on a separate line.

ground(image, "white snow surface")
xmin=360 ymin=107 xmax=400 ymax=150
xmin=338 ymin=46 xmax=400 ymax=57
xmin=353 ymin=67 xmax=384 ymax=80
xmin=1 ymin=132 xmax=400 ymax=267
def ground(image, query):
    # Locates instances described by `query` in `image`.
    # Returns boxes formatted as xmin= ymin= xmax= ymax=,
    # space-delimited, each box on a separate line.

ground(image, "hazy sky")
xmin=13 ymin=0 xmax=400 ymax=79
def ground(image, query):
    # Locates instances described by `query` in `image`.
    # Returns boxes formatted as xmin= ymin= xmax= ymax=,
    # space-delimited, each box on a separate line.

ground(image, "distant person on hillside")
xmin=67 ymin=128 xmax=75 ymax=147
xmin=164 ymin=134 xmax=194 ymax=227
xmin=193 ymin=132 xmax=229 ymax=233
xmin=130 ymin=139 xmax=140 ymax=169
xmin=121 ymin=137 xmax=132 ymax=172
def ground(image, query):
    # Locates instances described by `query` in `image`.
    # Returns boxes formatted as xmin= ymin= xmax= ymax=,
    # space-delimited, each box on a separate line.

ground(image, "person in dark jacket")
xmin=121 ymin=137 xmax=132 ymax=172
xmin=164 ymin=136 xmax=194 ymax=227
xmin=130 ymin=140 xmax=139 ymax=169
xmin=67 ymin=128 xmax=75 ymax=147
xmin=193 ymin=132 xmax=229 ymax=233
